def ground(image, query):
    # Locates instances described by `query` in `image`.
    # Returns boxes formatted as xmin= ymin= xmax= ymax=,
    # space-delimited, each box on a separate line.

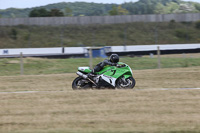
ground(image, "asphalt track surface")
xmin=0 ymin=88 xmax=200 ymax=94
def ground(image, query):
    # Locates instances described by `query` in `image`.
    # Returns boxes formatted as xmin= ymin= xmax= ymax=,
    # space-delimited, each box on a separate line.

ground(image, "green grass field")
xmin=1 ymin=54 xmax=200 ymax=76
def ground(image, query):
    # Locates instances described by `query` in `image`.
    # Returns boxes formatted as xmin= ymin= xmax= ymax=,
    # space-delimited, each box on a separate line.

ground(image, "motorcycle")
xmin=72 ymin=62 xmax=136 ymax=89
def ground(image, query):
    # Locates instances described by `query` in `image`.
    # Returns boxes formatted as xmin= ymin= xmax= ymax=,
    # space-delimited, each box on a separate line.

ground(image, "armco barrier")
xmin=0 ymin=44 xmax=200 ymax=58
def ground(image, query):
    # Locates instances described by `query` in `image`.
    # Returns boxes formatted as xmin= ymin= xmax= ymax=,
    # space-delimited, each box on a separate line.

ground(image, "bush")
xmin=168 ymin=19 xmax=176 ymax=28
xmin=195 ymin=20 xmax=200 ymax=29
xmin=10 ymin=28 xmax=18 ymax=40
xmin=175 ymin=29 xmax=191 ymax=40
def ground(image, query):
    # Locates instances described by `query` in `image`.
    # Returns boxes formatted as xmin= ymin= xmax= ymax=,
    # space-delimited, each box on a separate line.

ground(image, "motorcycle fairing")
xmin=100 ymin=74 xmax=117 ymax=87
xmin=78 ymin=67 xmax=92 ymax=73
xmin=96 ymin=62 xmax=133 ymax=79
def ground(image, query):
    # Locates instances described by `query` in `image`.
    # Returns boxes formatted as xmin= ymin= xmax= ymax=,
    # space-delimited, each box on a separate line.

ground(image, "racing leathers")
xmin=92 ymin=59 xmax=117 ymax=73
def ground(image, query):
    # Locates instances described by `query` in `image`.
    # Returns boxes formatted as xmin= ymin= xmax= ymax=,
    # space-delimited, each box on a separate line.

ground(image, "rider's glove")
xmin=116 ymin=64 xmax=121 ymax=67
xmin=111 ymin=63 xmax=117 ymax=66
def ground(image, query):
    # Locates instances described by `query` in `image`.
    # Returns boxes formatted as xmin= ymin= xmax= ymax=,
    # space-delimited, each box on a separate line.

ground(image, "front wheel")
xmin=72 ymin=77 xmax=92 ymax=90
xmin=116 ymin=77 xmax=136 ymax=89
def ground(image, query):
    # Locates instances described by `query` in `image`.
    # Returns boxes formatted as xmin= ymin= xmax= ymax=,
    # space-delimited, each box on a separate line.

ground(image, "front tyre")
xmin=72 ymin=77 xmax=92 ymax=90
xmin=116 ymin=77 xmax=136 ymax=89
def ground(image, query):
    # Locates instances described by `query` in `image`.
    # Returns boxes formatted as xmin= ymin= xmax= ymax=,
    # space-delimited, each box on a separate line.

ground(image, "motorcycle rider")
xmin=88 ymin=54 xmax=119 ymax=78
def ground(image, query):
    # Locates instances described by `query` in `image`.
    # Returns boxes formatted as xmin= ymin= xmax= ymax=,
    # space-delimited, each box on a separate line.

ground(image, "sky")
xmin=0 ymin=0 xmax=199 ymax=9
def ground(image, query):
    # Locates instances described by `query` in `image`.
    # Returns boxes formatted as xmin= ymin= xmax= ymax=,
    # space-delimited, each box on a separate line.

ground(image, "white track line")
xmin=0 ymin=88 xmax=200 ymax=94
xmin=0 ymin=91 xmax=62 ymax=94
xmin=160 ymin=88 xmax=200 ymax=90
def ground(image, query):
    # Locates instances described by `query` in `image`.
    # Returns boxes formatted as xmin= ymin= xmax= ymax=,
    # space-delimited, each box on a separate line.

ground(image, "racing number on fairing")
xmin=110 ymin=70 xmax=116 ymax=76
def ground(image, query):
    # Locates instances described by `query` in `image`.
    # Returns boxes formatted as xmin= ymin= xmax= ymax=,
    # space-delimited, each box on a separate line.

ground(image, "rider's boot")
xmin=87 ymin=72 xmax=95 ymax=80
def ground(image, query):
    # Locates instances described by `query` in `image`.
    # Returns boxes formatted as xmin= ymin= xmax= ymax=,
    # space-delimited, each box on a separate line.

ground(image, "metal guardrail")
xmin=0 ymin=44 xmax=200 ymax=58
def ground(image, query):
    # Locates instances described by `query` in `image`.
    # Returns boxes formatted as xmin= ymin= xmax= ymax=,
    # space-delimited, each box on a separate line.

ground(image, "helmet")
xmin=110 ymin=54 xmax=119 ymax=63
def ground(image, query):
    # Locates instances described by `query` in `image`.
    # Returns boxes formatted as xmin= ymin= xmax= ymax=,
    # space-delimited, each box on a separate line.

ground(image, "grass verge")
xmin=0 ymin=55 xmax=200 ymax=76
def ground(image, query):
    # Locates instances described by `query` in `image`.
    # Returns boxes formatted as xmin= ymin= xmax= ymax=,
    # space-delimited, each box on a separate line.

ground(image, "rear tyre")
xmin=72 ymin=77 xmax=92 ymax=90
xmin=116 ymin=77 xmax=136 ymax=89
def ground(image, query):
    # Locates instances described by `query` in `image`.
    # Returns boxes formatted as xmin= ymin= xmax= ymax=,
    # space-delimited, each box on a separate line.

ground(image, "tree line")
xmin=1 ymin=0 xmax=200 ymax=18
xmin=29 ymin=5 xmax=130 ymax=17
xmin=29 ymin=8 xmax=64 ymax=17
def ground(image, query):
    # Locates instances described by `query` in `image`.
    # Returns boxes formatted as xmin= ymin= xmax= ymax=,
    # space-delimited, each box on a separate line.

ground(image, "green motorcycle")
xmin=72 ymin=62 xmax=136 ymax=89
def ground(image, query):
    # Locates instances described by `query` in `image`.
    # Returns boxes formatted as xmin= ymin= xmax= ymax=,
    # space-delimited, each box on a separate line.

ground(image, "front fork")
xmin=119 ymin=74 xmax=133 ymax=87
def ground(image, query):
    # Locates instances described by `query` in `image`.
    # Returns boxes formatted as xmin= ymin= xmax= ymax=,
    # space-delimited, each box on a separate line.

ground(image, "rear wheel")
xmin=116 ymin=77 xmax=136 ymax=89
xmin=72 ymin=77 xmax=92 ymax=90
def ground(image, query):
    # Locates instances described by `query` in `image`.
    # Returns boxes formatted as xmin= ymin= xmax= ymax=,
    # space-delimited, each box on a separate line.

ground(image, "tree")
xmin=109 ymin=6 xmax=118 ymax=15
xmin=38 ymin=8 xmax=49 ymax=17
xmin=117 ymin=5 xmax=129 ymax=15
xmin=29 ymin=9 xmax=39 ymax=17
xmin=29 ymin=8 xmax=49 ymax=17
xmin=154 ymin=3 xmax=166 ymax=14
xmin=29 ymin=8 xmax=64 ymax=17
xmin=11 ymin=13 xmax=16 ymax=18
xmin=109 ymin=5 xmax=129 ymax=16
xmin=49 ymin=9 xmax=64 ymax=17
xmin=154 ymin=2 xmax=180 ymax=14
xmin=174 ymin=3 xmax=197 ymax=13
xmin=195 ymin=3 xmax=200 ymax=12
xmin=65 ymin=7 xmax=73 ymax=16
xmin=166 ymin=2 xmax=180 ymax=13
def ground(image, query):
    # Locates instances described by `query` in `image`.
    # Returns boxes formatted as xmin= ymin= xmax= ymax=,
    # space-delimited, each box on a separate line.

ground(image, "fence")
xmin=0 ymin=13 xmax=200 ymax=26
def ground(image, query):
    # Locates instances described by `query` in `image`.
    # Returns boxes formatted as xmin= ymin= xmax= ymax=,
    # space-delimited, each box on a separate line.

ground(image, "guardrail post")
xmin=20 ymin=52 xmax=24 ymax=75
xmin=157 ymin=46 xmax=161 ymax=69
xmin=89 ymin=48 xmax=93 ymax=69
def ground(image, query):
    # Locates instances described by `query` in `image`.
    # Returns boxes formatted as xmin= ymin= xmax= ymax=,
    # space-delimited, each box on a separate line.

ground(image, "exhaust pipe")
xmin=76 ymin=71 xmax=98 ymax=87
xmin=76 ymin=71 xmax=88 ymax=79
